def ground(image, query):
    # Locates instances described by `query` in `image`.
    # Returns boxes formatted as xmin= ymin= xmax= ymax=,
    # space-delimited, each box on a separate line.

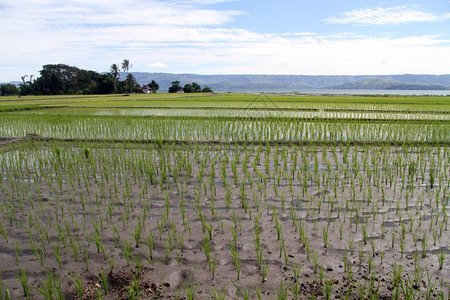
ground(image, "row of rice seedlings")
xmin=6 ymin=92 xmax=449 ymax=111
xmin=25 ymin=105 xmax=449 ymax=121
xmin=0 ymin=113 xmax=447 ymax=143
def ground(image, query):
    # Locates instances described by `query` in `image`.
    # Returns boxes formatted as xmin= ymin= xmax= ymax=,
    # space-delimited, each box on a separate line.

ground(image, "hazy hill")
xmin=129 ymin=73 xmax=450 ymax=92
xmin=327 ymin=78 xmax=449 ymax=90
xmin=5 ymin=73 xmax=450 ymax=92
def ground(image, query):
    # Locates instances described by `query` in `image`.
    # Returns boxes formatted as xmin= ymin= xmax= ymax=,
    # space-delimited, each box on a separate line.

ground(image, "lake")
xmin=216 ymin=89 xmax=450 ymax=96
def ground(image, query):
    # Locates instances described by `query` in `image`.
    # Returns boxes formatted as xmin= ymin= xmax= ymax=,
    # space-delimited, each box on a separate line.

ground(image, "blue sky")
xmin=0 ymin=0 xmax=449 ymax=81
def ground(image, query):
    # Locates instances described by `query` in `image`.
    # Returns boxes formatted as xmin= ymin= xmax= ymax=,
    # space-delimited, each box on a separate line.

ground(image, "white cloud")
xmin=0 ymin=0 xmax=242 ymax=30
xmin=177 ymin=0 xmax=239 ymax=4
xmin=174 ymin=35 xmax=450 ymax=75
xmin=1 ymin=1 xmax=450 ymax=81
xmin=147 ymin=62 xmax=169 ymax=68
xmin=326 ymin=5 xmax=450 ymax=25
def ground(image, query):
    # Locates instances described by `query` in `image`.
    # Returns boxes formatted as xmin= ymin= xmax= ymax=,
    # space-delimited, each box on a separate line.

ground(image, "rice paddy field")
xmin=0 ymin=93 xmax=448 ymax=299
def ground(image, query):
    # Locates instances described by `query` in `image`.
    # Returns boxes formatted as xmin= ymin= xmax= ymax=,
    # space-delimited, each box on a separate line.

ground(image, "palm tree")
xmin=21 ymin=75 xmax=28 ymax=85
xmin=110 ymin=64 xmax=120 ymax=93
xmin=19 ymin=75 xmax=33 ymax=95
xmin=121 ymin=59 xmax=132 ymax=94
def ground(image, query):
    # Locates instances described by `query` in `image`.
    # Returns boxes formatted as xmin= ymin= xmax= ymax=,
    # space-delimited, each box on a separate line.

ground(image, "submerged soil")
xmin=0 ymin=142 xmax=448 ymax=299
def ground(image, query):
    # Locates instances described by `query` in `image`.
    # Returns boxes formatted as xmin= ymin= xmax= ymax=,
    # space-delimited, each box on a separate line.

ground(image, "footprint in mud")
xmin=166 ymin=268 xmax=194 ymax=290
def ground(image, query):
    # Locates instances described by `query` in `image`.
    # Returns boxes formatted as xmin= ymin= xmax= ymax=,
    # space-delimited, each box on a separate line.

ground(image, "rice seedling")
xmin=322 ymin=225 xmax=329 ymax=248
xmin=98 ymin=269 xmax=109 ymax=295
xmin=229 ymin=226 xmax=238 ymax=250
xmin=311 ymin=251 xmax=319 ymax=274
xmin=228 ymin=242 xmax=241 ymax=280
xmin=357 ymin=282 xmax=368 ymax=300
xmin=0 ymin=221 xmax=7 ymax=243
xmin=324 ymin=278 xmax=334 ymax=300
xmin=37 ymin=269 xmax=65 ymax=299
xmin=348 ymin=235 xmax=355 ymax=255
xmin=421 ymin=233 xmax=428 ymax=258
xmin=260 ymin=260 xmax=268 ymax=283
xmin=122 ymin=240 xmax=132 ymax=266
xmin=209 ymin=287 xmax=226 ymax=300
xmin=17 ymin=268 xmax=30 ymax=299
xmin=68 ymin=272 xmax=83 ymax=299
xmin=358 ymin=242 xmax=365 ymax=266
xmin=185 ymin=283 xmax=197 ymax=300
xmin=361 ymin=225 xmax=368 ymax=245
xmin=53 ymin=242 xmax=62 ymax=268
xmin=134 ymin=219 xmax=142 ymax=248
xmin=390 ymin=260 xmax=403 ymax=299
xmin=0 ymin=279 xmax=11 ymax=300
xmin=126 ymin=276 xmax=142 ymax=300
xmin=379 ymin=249 xmax=385 ymax=265
xmin=437 ymin=249 xmax=447 ymax=270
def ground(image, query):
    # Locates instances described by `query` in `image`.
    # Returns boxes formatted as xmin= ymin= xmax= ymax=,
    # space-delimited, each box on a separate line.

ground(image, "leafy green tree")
xmin=32 ymin=64 xmax=82 ymax=94
xmin=117 ymin=74 xmax=139 ymax=94
xmin=0 ymin=84 xmax=19 ymax=96
xmin=168 ymin=81 xmax=182 ymax=93
xmin=202 ymin=86 xmax=213 ymax=93
xmin=192 ymin=82 xmax=202 ymax=93
xmin=90 ymin=74 xmax=115 ymax=94
xmin=183 ymin=82 xmax=202 ymax=93
xmin=147 ymin=80 xmax=159 ymax=93
xmin=125 ymin=73 xmax=140 ymax=93
xmin=30 ymin=64 xmax=114 ymax=95
xmin=183 ymin=83 xmax=194 ymax=93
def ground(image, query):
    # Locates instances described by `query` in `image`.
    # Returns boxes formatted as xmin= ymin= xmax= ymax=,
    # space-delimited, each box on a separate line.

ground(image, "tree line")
xmin=0 ymin=60 xmax=164 ymax=96
xmin=168 ymin=81 xmax=213 ymax=93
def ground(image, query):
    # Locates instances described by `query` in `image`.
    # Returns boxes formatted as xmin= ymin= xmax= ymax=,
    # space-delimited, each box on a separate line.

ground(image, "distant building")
xmin=138 ymin=85 xmax=153 ymax=94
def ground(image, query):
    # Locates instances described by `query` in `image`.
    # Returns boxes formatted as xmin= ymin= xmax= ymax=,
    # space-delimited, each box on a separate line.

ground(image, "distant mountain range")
xmin=128 ymin=73 xmax=450 ymax=92
xmin=4 ymin=73 xmax=450 ymax=93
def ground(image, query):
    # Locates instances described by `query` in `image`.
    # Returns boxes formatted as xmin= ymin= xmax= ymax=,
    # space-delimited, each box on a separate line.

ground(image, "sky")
xmin=0 ymin=0 xmax=449 ymax=82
